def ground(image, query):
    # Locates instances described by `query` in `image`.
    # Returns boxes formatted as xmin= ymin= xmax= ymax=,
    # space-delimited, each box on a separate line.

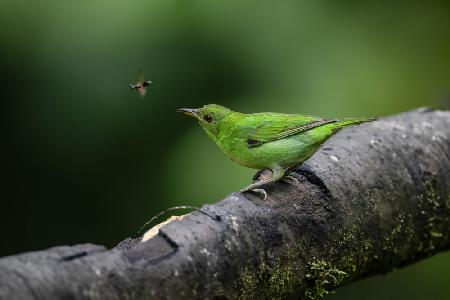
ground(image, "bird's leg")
xmin=240 ymin=166 xmax=284 ymax=200
xmin=256 ymin=169 xmax=273 ymax=182
xmin=282 ymin=174 xmax=301 ymax=186
xmin=282 ymin=169 xmax=300 ymax=185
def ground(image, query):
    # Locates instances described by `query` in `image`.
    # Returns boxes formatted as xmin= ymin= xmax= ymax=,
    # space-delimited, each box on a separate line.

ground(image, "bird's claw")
xmin=240 ymin=182 xmax=269 ymax=200
xmin=250 ymin=188 xmax=268 ymax=200
xmin=282 ymin=174 xmax=301 ymax=186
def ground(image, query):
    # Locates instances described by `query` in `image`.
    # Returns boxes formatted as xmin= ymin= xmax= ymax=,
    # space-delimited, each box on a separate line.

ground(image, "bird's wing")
xmin=246 ymin=114 xmax=337 ymax=147
xmin=137 ymin=69 xmax=144 ymax=84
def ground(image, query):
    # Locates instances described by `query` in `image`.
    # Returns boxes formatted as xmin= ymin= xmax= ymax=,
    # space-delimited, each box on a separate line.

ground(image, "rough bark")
xmin=0 ymin=108 xmax=449 ymax=300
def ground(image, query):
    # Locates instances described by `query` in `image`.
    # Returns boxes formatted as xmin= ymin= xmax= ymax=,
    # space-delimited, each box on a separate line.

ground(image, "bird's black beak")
xmin=177 ymin=108 xmax=199 ymax=118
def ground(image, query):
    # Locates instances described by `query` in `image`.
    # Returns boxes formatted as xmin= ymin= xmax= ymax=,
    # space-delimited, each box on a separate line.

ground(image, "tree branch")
xmin=1 ymin=108 xmax=449 ymax=300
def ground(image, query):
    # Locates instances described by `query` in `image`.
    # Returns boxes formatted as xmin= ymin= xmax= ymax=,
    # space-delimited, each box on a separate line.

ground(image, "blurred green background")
xmin=1 ymin=1 xmax=449 ymax=299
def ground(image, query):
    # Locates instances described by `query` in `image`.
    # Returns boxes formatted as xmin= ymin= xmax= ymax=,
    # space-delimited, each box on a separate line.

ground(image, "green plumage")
xmin=178 ymin=104 xmax=374 ymax=183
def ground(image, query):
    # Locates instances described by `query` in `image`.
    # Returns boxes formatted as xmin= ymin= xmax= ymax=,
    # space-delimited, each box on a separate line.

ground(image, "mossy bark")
xmin=0 ymin=108 xmax=449 ymax=300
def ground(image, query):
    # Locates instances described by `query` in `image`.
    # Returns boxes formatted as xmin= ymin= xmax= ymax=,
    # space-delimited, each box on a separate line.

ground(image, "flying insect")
xmin=130 ymin=70 xmax=152 ymax=97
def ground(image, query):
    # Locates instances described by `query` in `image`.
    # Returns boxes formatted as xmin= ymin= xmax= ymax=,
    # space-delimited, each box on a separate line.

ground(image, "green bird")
xmin=177 ymin=104 xmax=374 ymax=197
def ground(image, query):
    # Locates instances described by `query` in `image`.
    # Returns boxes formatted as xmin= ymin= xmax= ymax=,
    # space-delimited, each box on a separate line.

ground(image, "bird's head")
xmin=177 ymin=104 xmax=233 ymax=138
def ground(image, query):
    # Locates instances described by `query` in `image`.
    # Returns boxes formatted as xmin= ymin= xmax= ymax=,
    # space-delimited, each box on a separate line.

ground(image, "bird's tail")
xmin=336 ymin=117 xmax=377 ymax=128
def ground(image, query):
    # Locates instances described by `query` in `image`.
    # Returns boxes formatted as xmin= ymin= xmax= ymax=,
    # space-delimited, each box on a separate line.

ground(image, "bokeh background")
xmin=1 ymin=1 xmax=449 ymax=299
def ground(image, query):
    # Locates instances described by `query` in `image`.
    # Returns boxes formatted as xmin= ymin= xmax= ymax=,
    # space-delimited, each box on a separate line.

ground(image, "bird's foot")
xmin=240 ymin=181 xmax=270 ymax=200
xmin=282 ymin=174 xmax=301 ymax=186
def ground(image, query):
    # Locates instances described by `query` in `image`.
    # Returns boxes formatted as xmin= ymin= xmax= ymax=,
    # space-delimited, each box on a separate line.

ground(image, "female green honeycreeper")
xmin=177 ymin=104 xmax=374 ymax=197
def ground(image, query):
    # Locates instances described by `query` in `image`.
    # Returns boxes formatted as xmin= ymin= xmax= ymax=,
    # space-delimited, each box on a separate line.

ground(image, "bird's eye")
xmin=203 ymin=114 xmax=213 ymax=123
